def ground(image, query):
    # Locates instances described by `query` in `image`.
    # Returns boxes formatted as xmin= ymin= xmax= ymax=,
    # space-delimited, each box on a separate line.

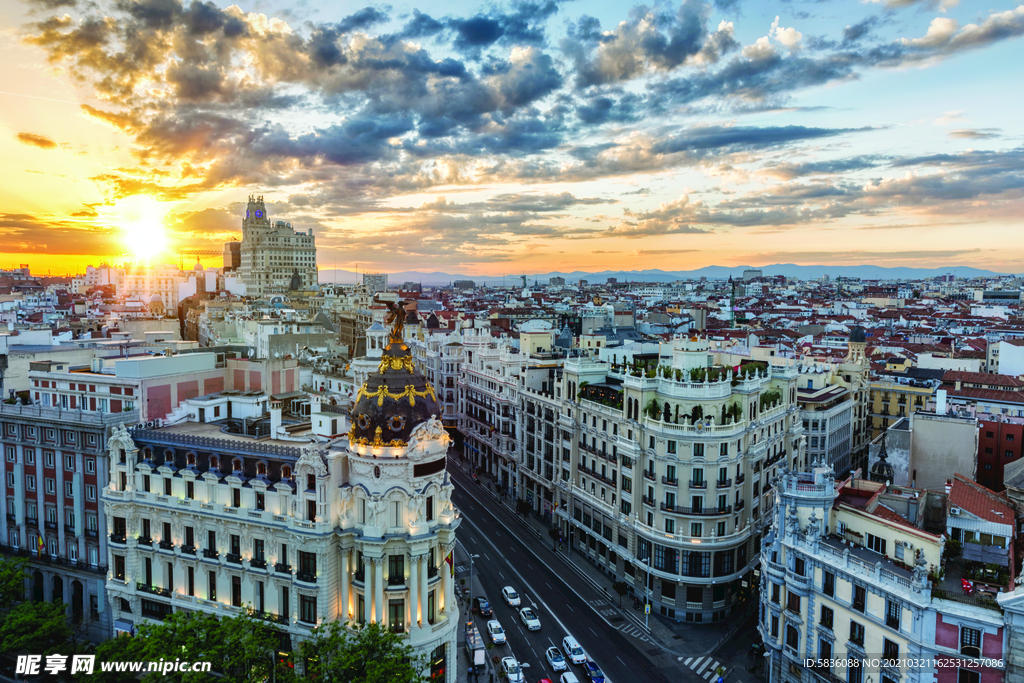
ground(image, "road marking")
xmin=458 ymin=513 xmax=615 ymax=683
xmin=684 ymin=657 xmax=693 ymax=665
xmin=483 ymin=553 xmax=491 ymax=562
xmin=499 ymin=571 xmax=505 ymax=579
xmin=617 ymin=656 xmax=627 ymax=666
xmin=546 ymin=582 xmax=553 ymax=589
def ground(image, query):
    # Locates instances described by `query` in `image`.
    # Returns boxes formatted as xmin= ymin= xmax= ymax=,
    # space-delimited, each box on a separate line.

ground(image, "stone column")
xmin=441 ymin=546 xmax=454 ymax=614
xmin=56 ymin=454 xmax=66 ymax=557
xmin=373 ymin=557 xmax=385 ymax=624
xmin=339 ymin=549 xmax=350 ymax=621
xmin=409 ymin=555 xmax=419 ymax=628
xmin=363 ymin=556 xmax=373 ymax=624
xmin=419 ymin=554 xmax=429 ymax=622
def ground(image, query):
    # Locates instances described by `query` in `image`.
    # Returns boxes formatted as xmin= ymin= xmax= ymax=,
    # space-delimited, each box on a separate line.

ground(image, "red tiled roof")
xmin=943 ymin=371 xmax=1024 ymax=388
xmin=948 ymin=388 xmax=1024 ymax=404
xmin=871 ymin=504 xmax=912 ymax=527
xmin=948 ymin=474 xmax=1014 ymax=525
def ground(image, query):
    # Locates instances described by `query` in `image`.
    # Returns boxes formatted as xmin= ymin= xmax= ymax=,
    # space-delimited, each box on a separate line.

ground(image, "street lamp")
xmin=457 ymin=539 xmax=480 ymax=608
xmin=639 ymin=556 xmax=652 ymax=630
xmin=763 ymin=651 xmax=772 ymax=683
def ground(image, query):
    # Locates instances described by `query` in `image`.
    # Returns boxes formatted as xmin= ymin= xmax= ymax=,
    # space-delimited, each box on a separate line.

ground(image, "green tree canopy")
xmin=299 ymin=621 xmax=427 ymax=683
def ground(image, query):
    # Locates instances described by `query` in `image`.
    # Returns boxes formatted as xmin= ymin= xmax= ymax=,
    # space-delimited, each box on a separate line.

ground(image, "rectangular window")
xmin=821 ymin=605 xmax=834 ymax=629
xmin=823 ymin=571 xmax=835 ymax=597
xmin=853 ymin=585 xmax=866 ymax=612
xmin=960 ymin=627 xmax=982 ymax=658
xmin=787 ymin=592 xmax=801 ymax=613
xmin=86 ymin=458 xmax=95 ymax=473
xmin=786 ymin=625 xmax=800 ymax=650
xmin=883 ymin=638 xmax=899 ymax=663
xmin=771 ymin=584 xmax=780 ymax=604
xmin=163 ymin=478 xmax=171 ymax=496
xmin=254 ymin=539 xmax=265 ymax=562
xmin=230 ymin=534 xmax=240 ymax=556
xmin=867 ymin=533 xmax=887 ymax=555
xmin=886 ymin=600 xmax=900 ymax=630
xmin=232 ymin=576 xmax=242 ymax=607
xmin=298 ymin=551 xmax=317 ymax=579
xmin=388 ymin=600 xmax=405 ymax=633
xmin=771 ymin=615 xmax=779 ymax=638
xmin=300 ymin=595 xmax=317 ymax=624
xmin=256 ymin=492 xmax=264 ymax=510
xmin=850 ymin=621 xmax=865 ymax=646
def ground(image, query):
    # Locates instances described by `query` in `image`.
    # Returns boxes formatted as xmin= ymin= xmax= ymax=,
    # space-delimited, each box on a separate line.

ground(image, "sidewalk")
xmin=452 ymin=538 xmax=499 ymax=683
xmin=450 ymin=454 xmax=757 ymax=661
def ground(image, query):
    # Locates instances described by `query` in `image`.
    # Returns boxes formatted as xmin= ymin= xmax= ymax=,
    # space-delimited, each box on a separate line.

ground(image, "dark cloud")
xmin=16 ymin=132 xmax=57 ymax=148
xmin=948 ymin=128 xmax=1001 ymax=139
xmin=398 ymin=10 xmax=445 ymax=38
xmin=337 ymin=7 xmax=390 ymax=34
xmin=761 ymin=156 xmax=881 ymax=179
xmin=650 ymin=125 xmax=868 ymax=155
xmin=0 ymin=213 xmax=122 ymax=254
xmin=563 ymin=0 xmax=738 ymax=87
xmin=842 ymin=17 xmax=879 ymax=44
xmin=450 ymin=0 xmax=561 ymax=54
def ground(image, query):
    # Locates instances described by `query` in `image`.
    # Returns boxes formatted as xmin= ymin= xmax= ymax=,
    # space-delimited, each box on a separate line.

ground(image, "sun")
xmin=110 ymin=196 xmax=171 ymax=261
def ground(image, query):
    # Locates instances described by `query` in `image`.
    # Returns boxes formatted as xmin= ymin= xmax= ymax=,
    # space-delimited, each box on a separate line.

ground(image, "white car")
xmin=546 ymin=646 xmax=567 ymax=672
xmin=502 ymin=586 xmax=521 ymax=606
xmin=501 ymin=657 xmax=525 ymax=683
xmin=560 ymin=674 xmax=580 ymax=683
xmin=520 ymin=606 xmax=541 ymax=631
xmin=562 ymin=636 xmax=587 ymax=666
xmin=486 ymin=619 xmax=506 ymax=645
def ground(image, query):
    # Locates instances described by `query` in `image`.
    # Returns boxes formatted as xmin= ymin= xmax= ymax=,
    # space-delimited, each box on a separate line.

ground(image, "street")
xmin=450 ymin=462 xmax=675 ymax=683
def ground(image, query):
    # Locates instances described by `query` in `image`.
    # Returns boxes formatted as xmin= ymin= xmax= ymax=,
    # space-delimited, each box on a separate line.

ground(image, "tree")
xmin=611 ymin=582 xmax=628 ymax=608
xmin=548 ymin=528 xmax=560 ymax=550
xmin=0 ymin=601 xmax=73 ymax=656
xmin=0 ymin=556 xmax=28 ymax=609
xmin=299 ymin=621 xmax=427 ymax=683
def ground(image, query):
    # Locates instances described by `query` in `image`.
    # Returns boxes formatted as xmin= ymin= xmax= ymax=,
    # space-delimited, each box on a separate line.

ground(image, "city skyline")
xmin=1 ymin=0 xmax=1022 ymax=276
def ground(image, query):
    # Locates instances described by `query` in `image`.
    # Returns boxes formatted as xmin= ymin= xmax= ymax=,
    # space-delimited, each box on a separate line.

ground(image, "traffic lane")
xmin=453 ymin=479 xmax=672 ymax=683
xmin=467 ymin=543 xmax=563 ymax=680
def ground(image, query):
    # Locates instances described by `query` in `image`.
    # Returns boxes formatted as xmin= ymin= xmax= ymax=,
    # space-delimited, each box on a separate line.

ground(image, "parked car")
xmin=473 ymin=597 xmax=492 ymax=616
xmin=502 ymin=586 xmax=521 ymax=606
xmin=562 ymin=636 xmax=587 ymax=665
xmin=545 ymin=646 xmax=567 ymax=672
xmin=583 ymin=660 xmax=605 ymax=683
xmin=502 ymin=657 xmax=525 ymax=683
xmin=520 ymin=607 xmax=541 ymax=631
xmin=486 ymin=620 xmax=506 ymax=645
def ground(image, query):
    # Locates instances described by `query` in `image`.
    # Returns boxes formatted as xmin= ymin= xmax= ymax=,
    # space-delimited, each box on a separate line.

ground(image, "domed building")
xmin=102 ymin=304 xmax=460 ymax=680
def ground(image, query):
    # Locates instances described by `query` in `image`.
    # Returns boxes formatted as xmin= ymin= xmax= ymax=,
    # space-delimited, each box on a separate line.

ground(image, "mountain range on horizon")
xmin=317 ymin=263 xmax=1011 ymax=286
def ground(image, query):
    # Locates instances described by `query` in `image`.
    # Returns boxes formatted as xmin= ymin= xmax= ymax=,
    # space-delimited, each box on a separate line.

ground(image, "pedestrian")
xmin=490 ymin=674 xmax=495 ymax=683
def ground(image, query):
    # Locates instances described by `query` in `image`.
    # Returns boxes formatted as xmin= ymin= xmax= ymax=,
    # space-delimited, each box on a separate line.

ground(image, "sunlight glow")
xmin=111 ymin=196 xmax=171 ymax=261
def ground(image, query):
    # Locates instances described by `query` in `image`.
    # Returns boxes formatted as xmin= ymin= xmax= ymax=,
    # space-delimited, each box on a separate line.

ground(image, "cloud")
xmin=842 ymin=17 xmax=879 ymax=44
xmin=770 ymin=16 xmax=803 ymax=51
xmin=562 ymin=0 xmax=738 ymax=87
xmin=948 ymin=128 xmax=1001 ymax=139
xmin=16 ymin=132 xmax=57 ymax=148
xmin=0 ymin=213 xmax=123 ymax=254
xmin=634 ymin=248 xmax=699 ymax=255
xmin=750 ymin=249 xmax=981 ymax=263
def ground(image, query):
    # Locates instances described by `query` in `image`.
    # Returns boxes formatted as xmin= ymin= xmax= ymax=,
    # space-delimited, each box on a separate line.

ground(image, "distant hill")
xmin=318 ymin=264 xmax=1008 ymax=286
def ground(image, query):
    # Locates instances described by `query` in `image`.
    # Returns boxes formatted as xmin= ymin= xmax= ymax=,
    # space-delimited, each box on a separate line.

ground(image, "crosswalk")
xmin=680 ymin=656 xmax=726 ymax=681
xmin=615 ymin=622 xmax=650 ymax=642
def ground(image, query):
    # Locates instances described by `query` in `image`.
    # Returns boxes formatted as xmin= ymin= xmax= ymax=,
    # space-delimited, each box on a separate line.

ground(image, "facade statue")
xmin=383 ymin=300 xmax=408 ymax=343
xmin=407 ymin=416 xmax=450 ymax=451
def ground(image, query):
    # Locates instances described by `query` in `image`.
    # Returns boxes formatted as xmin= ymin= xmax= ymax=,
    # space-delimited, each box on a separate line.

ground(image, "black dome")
xmin=350 ymin=339 xmax=439 ymax=447
xmin=849 ymin=325 xmax=866 ymax=343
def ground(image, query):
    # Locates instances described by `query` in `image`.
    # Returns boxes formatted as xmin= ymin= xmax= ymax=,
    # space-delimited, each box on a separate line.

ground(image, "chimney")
xmin=270 ymin=399 xmax=282 ymax=437
xmin=936 ymin=389 xmax=947 ymax=414
xmin=309 ymin=394 xmax=322 ymax=414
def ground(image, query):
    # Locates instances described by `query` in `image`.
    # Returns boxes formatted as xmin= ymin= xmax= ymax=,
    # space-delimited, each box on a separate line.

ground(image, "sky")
xmin=0 ymin=0 xmax=1022 ymax=277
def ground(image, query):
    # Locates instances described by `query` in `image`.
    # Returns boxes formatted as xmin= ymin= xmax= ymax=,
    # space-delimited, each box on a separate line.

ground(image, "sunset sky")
xmin=0 ymin=0 xmax=1022 ymax=277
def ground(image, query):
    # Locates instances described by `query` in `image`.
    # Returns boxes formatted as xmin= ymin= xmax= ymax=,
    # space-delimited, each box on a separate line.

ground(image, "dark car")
xmin=473 ymin=597 xmax=493 ymax=616
xmin=583 ymin=660 xmax=605 ymax=683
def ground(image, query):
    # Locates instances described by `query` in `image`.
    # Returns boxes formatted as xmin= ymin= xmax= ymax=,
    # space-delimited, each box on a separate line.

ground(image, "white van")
xmin=562 ymin=635 xmax=587 ymax=665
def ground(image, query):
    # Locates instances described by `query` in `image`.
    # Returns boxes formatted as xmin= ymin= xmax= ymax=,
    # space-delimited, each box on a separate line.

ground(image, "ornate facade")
xmin=101 ymin=322 xmax=460 ymax=680
xmin=238 ymin=195 xmax=318 ymax=298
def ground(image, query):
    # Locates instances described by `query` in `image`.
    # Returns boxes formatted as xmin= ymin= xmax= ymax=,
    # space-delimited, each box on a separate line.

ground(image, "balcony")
xmin=296 ymin=571 xmax=317 ymax=584
xmin=26 ymin=518 xmax=38 ymax=528
xmin=736 ymin=473 xmax=746 ymax=485
xmin=661 ymin=476 xmax=678 ymax=486
xmin=735 ymin=500 xmax=745 ymax=511
xmin=353 ymin=569 xmax=365 ymax=583
xmin=158 ymin=541 xmax=174 ymax=551
xmin=643 ymin=470 xmax=655 ymax=482
xmin=137 ymin=583 xmax=172 ymax=598
xmin=251 ymin=559 xmax=267 ymax=570
xmin=689 ymin=480 xmax=707 ymax=490
xmin=226 ymin=553 xmax=242 ymax=565
xmin=716 ymin=478 xmax=732 ymax=488
xmin=275 ymin=562 xmax=291 ymax=574
xmin=137 ymin=536 xmax=152 ymax=546
xmin=387 ymin=575 xmax=405 ymax=587
xmin=203 ymin=549 xmax=219 ymax=559
xmin=427 ymin=564 xmax=438 ymax=579
xmin=642 ymin=495 xmax=655 ymax=507
xmin=4 ymin=513 xmax=14 ymax=523
xmin=110 ymin=534 xmax=127 ymax=545
xmin=180 ymin=545 xmax=196 ymax=555
xmin=45 ymin=521 xmax=57 ymax=531
xmin=660 ymin=504 xmax=732 ymax=516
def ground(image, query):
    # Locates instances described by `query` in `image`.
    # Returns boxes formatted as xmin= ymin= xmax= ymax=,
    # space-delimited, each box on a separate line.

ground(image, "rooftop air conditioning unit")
xmin=950 ymin=507 xmax=961 ymax=515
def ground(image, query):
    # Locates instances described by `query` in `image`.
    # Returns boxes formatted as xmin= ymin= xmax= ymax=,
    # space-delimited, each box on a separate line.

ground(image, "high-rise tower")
xmin=238 ymin=195 xmax=318 ymax=298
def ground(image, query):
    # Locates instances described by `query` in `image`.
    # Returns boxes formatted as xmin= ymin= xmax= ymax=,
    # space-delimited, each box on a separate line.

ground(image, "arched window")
xmin=232 ymin=458 xmax=242 ymax=473
xmin=209 ymin=455 xmax=219 ymax=470
xmin=186 ymin=453 xmax=196 ymax=466
xmin=257 ymin=462 xmax=267 ymax=477
xmin=282 ymin=466 xmax=292 ymax=480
